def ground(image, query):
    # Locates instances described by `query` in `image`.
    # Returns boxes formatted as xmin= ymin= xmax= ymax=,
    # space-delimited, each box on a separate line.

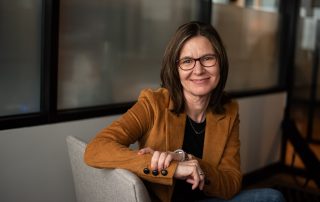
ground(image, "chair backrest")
xmin=66 ymin=136 xmax=151 ymax=202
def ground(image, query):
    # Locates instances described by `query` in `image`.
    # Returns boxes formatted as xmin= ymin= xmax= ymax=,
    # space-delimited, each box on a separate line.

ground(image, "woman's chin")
xmin=190 ymin=90 xmax=212 ymax=97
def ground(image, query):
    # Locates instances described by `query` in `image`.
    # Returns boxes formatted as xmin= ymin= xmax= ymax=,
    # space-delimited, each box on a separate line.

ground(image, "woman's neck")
xmin=184 ymin=93 xmax=210 ymax=123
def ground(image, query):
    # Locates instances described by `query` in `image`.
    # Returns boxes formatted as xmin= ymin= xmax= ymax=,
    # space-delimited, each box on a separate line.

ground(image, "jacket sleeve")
xmin=196 ymin=107 xmax=242 ymax=199
xmin=84 ymin=89 xmax=177 ymax=185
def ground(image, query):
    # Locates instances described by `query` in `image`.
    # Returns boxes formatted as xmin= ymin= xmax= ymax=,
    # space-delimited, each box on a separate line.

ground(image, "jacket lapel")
xmin=202 ymin=111 xmax=229 ymax=165
xmin=164 ymin=98 xmax=230 ymax=163
xmin=165 ymin=109 xmax=186 ymax=151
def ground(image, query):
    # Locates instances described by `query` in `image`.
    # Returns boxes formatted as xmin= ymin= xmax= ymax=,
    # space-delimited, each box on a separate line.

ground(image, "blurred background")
xmin=0 ymin=0 xmax=319 ymax=201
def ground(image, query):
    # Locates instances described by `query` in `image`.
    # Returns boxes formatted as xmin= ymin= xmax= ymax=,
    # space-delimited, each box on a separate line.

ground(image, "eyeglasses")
xmin=177 ymin=54 xmax=218 ymax=71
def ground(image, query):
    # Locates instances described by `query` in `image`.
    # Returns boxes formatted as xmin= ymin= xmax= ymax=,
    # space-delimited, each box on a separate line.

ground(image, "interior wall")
xmin=238 ymin=92 xmax=286 ymax=173
xmin=0 ymin=92 xmax=286 ymax=202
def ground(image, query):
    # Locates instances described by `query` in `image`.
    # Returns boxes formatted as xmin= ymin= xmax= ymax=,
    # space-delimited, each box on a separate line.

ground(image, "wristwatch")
xmin=174 ymin=149 xmax=189 ymax=161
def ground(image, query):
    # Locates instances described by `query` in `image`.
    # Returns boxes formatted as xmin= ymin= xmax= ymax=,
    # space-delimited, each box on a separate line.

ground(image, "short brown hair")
xmin=160 ymin=21 xmax=230 ymax=114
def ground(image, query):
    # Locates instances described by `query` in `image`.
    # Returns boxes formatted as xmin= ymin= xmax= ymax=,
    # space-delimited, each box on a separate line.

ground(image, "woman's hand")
xmin=174 ymin=160 xmax=205 ymax=190
xmin=138 ymin=147 xmax=181 ymax=171
xmin=138 ymin=147 xmax=205 ymax=190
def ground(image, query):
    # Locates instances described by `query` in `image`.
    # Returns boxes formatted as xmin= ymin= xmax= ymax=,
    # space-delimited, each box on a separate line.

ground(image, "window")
xmin=0 ymin=1 xmax=42 ymax=117
xmin=290 ymin=4 xmax=320 ymax=142
xmin=293 ymin=7 xmax=320 ymax=102
xmin=58 ymin=0 xmax=205 ymax=109
xmin=211 ymin=0 xmax=281 ymax=92
xmin=0 ymin=0 xmax=211 ymax=130
xmin=0 ymin=0 xmax=290 ymax=130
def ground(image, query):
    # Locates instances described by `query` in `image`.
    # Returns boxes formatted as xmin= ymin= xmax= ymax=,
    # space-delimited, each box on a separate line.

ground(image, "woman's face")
xmin=178 ymin=35 xmax=220 ymax=99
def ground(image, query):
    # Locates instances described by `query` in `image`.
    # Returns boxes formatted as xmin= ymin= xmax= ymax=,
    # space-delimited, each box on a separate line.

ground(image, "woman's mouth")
xmin=190 ymin=78 xmax=209 ymax=84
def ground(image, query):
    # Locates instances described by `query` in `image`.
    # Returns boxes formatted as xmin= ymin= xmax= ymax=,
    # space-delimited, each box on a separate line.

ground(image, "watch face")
xmin=174 ymin=149 xmax=185 ymax=161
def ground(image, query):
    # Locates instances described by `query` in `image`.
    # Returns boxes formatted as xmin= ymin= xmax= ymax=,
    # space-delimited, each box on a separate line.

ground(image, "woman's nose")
xmin=193 ymin=60 xmax=204 ymax=74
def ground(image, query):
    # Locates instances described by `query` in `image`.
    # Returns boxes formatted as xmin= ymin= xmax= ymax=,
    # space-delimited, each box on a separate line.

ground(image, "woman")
xmin=84 ymin=21 xmax=285 ymax=202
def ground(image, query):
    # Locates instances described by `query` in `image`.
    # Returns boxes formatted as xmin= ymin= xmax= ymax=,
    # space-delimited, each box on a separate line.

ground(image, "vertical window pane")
xmin=58 ymin=0 xmax=202 ymax=109
xmin=291 ymin=6 xmax=320 ymax=140
xmin=293 ymin=7 xmax=320 ymax=102
xmin=0 ymin=1 xmax=42 ymax=116
xmin=212 ymin=1 xmax=280 ymax=91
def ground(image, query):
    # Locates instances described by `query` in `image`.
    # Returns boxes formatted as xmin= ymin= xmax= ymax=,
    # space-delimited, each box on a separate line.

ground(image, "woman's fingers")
xmin=140 ymin=148 xmax=176 ymax=171
xmin=198 ymin=170 xmax=205 ymax=190
xmin=139 ymin=148 xmax=173 ymax=170
xmin=191 ymin=166 xmax=200 ymax=190
xmin=151 ymin=151 xmax=175 ymax=170
xmin=178 ymin=164 xmax=200 ymax=190
xmin=174 ymin=160 xmax=205 ymax=190
xmin=164 ymin=153 xmax=173 ymax=168
xmin=140 ymin=149 xmax=205 ymax=190
xmin=151 ymin=151 xmax=160 ymax=170
xmin=158 ymin=152 xmax=168 ymax=170
xmin=137 ymin=147 xmax=154 ymax=155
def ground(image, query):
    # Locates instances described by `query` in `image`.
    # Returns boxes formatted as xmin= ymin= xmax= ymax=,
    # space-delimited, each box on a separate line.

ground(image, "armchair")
xmin=66 ymin=136 xmax=151 ymax=202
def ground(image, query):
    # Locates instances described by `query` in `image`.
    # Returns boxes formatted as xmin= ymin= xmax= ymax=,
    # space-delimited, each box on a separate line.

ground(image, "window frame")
xmin=0 ymin=0 xmax=294 ymax=130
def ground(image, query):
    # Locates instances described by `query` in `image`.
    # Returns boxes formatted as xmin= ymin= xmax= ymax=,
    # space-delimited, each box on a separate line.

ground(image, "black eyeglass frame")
xmin=176 ymin=54 xmax=218 ymax=71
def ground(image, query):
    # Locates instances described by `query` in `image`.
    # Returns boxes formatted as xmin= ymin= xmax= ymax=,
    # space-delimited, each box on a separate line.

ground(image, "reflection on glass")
xmin=291 ymin=7 xmax=320 ymax=141
xmin=0 ymin=1 xmax=42 ymax=116
xmin=212 ymin=0 xmax=278 ymax=12
xmin=211 ymin=1 xmax=280 ymax=92
xmin=293 ymin=8 xmax=320 ymax=101
xmin=58 ymin=0 xmax=201 ymax=109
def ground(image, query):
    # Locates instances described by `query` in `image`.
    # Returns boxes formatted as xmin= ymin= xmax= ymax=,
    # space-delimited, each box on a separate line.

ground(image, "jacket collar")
xmin=166 ymin=105 xmax=228 ymax=165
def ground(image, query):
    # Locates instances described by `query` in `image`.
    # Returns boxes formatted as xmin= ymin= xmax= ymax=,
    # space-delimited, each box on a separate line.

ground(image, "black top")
xmin=171 ymin=116 xmax=207 ymax=202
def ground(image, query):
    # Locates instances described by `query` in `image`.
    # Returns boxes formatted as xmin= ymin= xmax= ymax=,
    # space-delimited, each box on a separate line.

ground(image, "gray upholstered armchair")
xmin=66 ymin=136 xmax=151 ymax=202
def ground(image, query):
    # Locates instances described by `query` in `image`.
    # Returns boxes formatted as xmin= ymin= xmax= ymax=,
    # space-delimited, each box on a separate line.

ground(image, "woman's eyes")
xmin=182 ymin=59 xmax=193 ymax=64
xmin=202 ymin=56 xmax=214 ymax=61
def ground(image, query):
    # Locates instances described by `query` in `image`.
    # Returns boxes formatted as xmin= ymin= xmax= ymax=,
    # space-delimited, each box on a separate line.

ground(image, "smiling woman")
xmin=178 ymin=36 xmax=220 ymax=121
xmin=84 ymin=21 xmax=285 ymax=202
xmin=161 ymin=22 xmax=229 ymax=116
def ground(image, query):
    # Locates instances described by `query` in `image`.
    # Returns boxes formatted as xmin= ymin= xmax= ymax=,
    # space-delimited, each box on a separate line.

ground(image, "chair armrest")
xmin=66 ymin=136 xmax=151 ymax=202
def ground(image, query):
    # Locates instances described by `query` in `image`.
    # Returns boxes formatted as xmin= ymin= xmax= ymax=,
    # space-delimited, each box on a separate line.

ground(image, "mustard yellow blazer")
xmin=84 ymin=88 xmax=241 ymax=202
